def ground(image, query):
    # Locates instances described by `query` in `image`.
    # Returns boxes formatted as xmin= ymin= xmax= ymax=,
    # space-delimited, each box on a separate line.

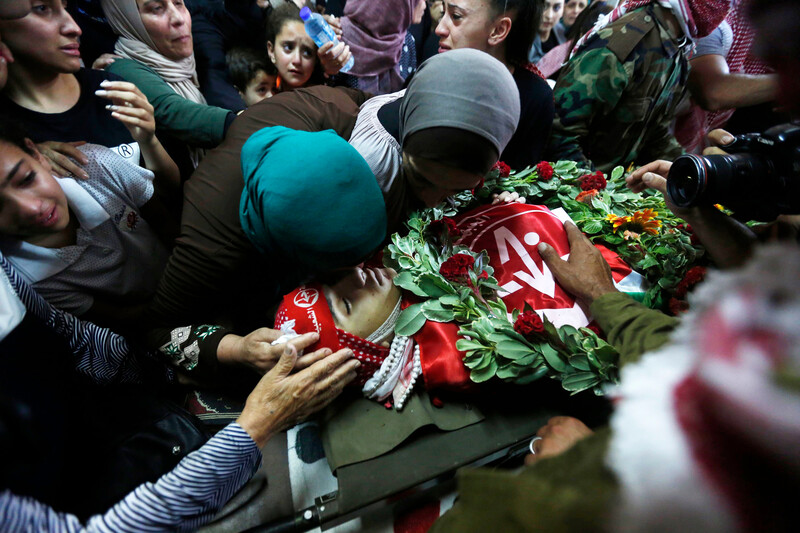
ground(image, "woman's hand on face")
xmin=91 ymin=53 xmax=122 ymax=71
xmin=95 ymin=80 xmax=157 ymax=145
xmin=237 ymin=343 xmax=359 ymax=447
xmin=318 ymin=41 xmax=352 ymax=76
xmin=222 ymin=329 xmax=342 ymax=375
xmin=492 ymin=191 xmax=527 ymax=205
xmin=36 ymin=141 xmax=90 ymax=180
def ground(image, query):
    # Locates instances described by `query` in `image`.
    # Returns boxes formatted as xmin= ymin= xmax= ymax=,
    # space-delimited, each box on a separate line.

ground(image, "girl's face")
xmin=136 ymin=0 xmax=194 ymax=61
xmin=0 ymin=0 xmax=82 ymax=74
xmin=268 ymin=20 xmax=317 ymax=90
xmin=563 ymin=0 xmax=588 ymax=27
xmin=0 ymin=141 xmax=70 ymax=246
xmin=541 ymin=0 xmax=564 ymax=34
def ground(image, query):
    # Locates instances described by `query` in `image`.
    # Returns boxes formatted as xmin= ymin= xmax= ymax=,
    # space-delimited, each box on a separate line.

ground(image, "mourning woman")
xmin=100 ymin=0 xmax=238 ymax=171
xmin=144 ymin=50 xmax=521 ymax=381
xmin=434 ymin=0 xmax=554 ymax=169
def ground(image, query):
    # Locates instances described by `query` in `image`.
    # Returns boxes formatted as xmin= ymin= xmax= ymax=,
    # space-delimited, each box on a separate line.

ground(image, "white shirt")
xmin=0 ymin=144 xmax=170 ymax=315
xmin=348 ymin=90 xmax=405 ymax=194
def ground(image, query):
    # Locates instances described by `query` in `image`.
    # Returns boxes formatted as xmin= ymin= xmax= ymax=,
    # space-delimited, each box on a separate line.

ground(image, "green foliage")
xmin=386 ymin=160 xmax=704 ymax=396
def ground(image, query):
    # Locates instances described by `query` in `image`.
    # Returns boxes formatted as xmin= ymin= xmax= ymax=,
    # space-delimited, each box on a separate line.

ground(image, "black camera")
xmin=667 ymin=123 xmax=800 ymax=220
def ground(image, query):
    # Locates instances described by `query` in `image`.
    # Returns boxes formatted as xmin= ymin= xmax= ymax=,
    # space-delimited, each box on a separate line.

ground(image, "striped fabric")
xmin=0 ymin=252 xmax=173 ymax=385
xmin=0 ymin=253 xmax=262 ymax=530
xmin=0 ymin=424 xmax=261 ymax=532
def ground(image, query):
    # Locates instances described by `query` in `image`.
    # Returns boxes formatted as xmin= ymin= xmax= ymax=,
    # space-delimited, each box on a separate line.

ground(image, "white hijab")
xmin=100 ymin=0 xmax=206 ymax=106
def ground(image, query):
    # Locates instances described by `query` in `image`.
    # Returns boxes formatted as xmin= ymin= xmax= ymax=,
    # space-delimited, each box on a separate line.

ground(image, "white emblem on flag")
xmin=294 ymin=288 xmax=319 ymax=308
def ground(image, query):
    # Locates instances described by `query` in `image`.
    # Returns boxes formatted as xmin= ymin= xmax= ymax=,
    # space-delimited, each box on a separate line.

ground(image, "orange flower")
xmin=606 ymin=209 xmax=661 ymax=236
xmin=631 ymin=209 xmax=662 ymax=235
xmin=576 ymin=189 xmax=598 ymax=204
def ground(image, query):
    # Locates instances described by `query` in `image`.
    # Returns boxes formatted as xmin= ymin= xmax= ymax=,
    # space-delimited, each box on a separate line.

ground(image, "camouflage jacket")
xmin=546 ymin=4 xmax=691 ymax=173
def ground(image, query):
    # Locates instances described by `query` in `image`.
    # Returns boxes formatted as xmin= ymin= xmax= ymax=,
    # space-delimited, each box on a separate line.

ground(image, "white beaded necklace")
xmin=362 ymin=334 xmax=422 ymax=410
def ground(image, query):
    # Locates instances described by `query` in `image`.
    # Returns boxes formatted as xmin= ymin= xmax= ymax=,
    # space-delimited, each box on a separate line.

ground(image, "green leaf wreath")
xmin=385 ymin=161 xmax=705 ymax=396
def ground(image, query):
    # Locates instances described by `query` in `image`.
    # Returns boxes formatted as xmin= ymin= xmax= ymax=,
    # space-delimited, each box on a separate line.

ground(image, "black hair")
xmin=487 ymin=0 xmax=543 ymax=68
xmin=0 ymin=121 xmax=33 ymax=155
xmin=226 ymin=47 xmax=277 ymax=92
xmin=265 ymin=1 xmax=325 ymax=86
xmin=566 ymin=1 xmax=611 ymax=46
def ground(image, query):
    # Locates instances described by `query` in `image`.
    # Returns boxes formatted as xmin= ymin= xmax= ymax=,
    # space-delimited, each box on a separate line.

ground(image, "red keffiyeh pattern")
xmin=571 ymin=0 xmax=732 ymax=58
xmin=275 ymin=285 xmax=389 ymax=386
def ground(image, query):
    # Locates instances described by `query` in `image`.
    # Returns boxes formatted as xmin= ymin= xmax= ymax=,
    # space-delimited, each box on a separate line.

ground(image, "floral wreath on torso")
xmin=384 ymin=160 xmax=706 ymax=396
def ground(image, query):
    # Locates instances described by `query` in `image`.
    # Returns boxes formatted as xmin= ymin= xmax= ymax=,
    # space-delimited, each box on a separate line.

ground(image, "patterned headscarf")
xmin=100 ymin=0 xmax=207 ymax=165
xmin=571 ymin=0 xmax=733 ymax=58
xmin=100 ymin=0 xmax=205 ymax=104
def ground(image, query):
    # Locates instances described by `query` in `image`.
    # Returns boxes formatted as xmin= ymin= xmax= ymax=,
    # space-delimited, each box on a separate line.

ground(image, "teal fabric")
xmin=239 ymin=126 xmax=387 ymax=271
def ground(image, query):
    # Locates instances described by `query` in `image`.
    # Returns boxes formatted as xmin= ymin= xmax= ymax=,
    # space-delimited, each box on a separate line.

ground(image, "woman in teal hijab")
xmin=239 ymin=126 xmax=387 ymax=274
xmin=143 ymin=125 xmax=386 ymax=383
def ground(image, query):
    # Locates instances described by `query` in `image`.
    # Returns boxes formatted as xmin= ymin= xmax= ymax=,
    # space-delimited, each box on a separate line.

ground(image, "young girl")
xmin=265 ymin=2 xmax=352 ymax=92
xmin=0 ymin=121 xmax=178 ymax=329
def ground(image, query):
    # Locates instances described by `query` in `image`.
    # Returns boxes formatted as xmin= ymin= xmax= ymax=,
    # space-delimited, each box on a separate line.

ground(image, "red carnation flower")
xmin=428 ymin=217 xmax=462 ymax=238
xmin=492 ymin=161 xmax=511 ymax=178
xmin=513 ymin=310 xmax=545 ymax=338
xmin=439 ymin=253 xmax=475 ymax=281
xmin=579 ymin=171 xmax=607 ymax=191
xmin=586 ymin=322 xmax=604 ymax=337
xmin=669 ymin=297 xmax=690 ymax=315
xmin=674 ymin=266 xmax=707 ymax=299
xmin=575 ymin=189 xmax=598 ymax=204
xmin=536 ymin=161 xmax=554 ymax=180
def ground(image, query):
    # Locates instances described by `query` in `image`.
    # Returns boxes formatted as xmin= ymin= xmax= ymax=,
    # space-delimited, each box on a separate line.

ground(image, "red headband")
xmin=275 ymin=284 xmax=390 ymax=386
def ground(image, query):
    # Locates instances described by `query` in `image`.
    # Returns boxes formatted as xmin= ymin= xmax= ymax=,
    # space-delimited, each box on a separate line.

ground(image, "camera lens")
xmin=667 ymin=154 xmax=708 ymax=207
xmin=668 ymin=153 xmax=773 ymax=209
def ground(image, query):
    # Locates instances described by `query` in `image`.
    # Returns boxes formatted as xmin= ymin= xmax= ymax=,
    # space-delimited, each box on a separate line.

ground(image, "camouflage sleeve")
xmin=547 ymin=49 xmax=630 ymax=165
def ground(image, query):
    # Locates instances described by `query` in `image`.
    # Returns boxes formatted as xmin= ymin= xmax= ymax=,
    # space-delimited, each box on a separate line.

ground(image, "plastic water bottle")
xmin=299 ymin=6 xmax=355 ymax=73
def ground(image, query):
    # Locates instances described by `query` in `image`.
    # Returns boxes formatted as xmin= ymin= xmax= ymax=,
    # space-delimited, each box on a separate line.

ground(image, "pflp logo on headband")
xmin=293 ymin=288 xmax=319 ymax=308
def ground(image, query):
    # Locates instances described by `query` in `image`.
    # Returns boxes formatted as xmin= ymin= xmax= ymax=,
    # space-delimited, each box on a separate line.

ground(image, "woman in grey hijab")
xmin=348 ymin=48 xmax=521 ymax=231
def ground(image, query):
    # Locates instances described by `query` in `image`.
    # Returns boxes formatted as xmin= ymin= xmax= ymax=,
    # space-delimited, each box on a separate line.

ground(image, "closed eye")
xmin=19 ymin=171 xmax=36 ymax=186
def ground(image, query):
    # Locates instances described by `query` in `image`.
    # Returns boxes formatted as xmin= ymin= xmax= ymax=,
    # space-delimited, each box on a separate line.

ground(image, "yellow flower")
xmin=607 ymin=209 xmax=661 ymax=236
xmin=606 ymin=213 xmax=629 ymax=230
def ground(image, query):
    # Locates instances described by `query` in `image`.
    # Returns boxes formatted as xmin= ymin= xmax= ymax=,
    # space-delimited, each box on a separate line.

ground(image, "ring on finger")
xmin=529 ymin=436 xmax=543 ymax=455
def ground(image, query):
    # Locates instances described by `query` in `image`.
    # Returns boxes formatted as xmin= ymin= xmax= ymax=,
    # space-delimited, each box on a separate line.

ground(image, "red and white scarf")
xmin=608 ymin=245 xmax=800 ymax=532
xmin=571 ymin=0 xmax=732 ymax=58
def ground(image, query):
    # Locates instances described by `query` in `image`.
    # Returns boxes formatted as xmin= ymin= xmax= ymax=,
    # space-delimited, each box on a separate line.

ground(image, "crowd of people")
xmin=1 ymin=0 xmax=799 ymax=531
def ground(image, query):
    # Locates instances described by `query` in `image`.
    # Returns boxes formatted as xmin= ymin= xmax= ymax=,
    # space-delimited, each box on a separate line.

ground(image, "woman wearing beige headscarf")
xmin=100 ymin=0 xmax=236 ymax=170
